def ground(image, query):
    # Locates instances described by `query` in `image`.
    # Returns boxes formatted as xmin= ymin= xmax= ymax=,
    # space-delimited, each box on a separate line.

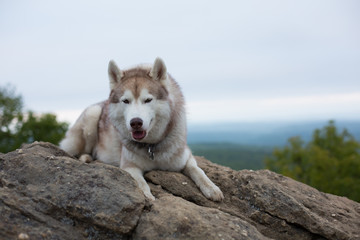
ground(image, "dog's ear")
xmin=108 ymin=60 xmax=123 ymax=90
xmin=151 ymin=57 xmax=167 ymax=82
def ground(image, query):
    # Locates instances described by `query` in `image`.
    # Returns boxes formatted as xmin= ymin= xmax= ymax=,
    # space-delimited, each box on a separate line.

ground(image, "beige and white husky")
xmin=60 ymin=58 xmax=224 ymax=201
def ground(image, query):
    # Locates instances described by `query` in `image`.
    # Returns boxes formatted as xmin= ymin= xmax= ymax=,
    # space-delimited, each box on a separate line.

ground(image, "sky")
xmin=1 ymin=1 xmax=360 ymax=125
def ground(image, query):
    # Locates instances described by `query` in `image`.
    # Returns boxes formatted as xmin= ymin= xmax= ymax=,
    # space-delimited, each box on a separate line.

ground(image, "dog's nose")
xmin=130 ymin=118 xmax=143 ymax=130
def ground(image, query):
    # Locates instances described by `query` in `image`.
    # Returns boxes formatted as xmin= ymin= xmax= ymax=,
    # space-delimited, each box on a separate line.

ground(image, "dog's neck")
xmin=118 ymin=131 xmax=164 ymax=161
xmin=130 ymin=141 xmax=156 ymax=160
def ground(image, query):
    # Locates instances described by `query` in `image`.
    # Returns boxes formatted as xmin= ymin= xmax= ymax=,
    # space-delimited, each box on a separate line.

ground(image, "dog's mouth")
xmin=132 ymin=130 xmax=146 ymax=141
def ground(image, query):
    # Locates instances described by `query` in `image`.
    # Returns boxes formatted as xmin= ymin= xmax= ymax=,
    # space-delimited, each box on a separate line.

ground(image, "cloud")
xmin=1 ymin=1 xmax=359 ymax=123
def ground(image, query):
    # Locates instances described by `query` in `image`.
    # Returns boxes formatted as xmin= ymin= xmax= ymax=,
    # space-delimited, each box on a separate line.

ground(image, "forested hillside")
xmin=189 ymin=143 xmax=272 ymax=170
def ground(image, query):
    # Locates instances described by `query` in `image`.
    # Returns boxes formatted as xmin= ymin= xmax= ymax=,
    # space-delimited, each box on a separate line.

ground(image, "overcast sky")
xmin=1 ymin=1 xmax=359 ymax=124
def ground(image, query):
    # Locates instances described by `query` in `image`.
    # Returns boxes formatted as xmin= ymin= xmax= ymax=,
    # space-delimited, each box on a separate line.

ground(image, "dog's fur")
xmin=60 ymin=58 xmax=224 ymax=201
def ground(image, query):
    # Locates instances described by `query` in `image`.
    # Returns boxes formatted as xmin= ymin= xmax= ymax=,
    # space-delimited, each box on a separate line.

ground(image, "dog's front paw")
xmin=79 ymin=154 xmax=93 ymax=163
xmin=144 ymin=191 xmax=156 ymax=201
xmin=201 ymin=183 xmax=224 ymax=202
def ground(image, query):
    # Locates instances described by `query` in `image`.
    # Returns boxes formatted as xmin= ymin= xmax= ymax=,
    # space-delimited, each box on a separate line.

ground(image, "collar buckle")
xmin=148 ymin=144 xmax=155 ymax=160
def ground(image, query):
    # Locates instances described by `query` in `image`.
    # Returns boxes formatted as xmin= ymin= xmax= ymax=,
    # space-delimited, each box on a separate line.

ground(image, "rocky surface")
xmin=1 ymin=142 xmax=359 ymax=240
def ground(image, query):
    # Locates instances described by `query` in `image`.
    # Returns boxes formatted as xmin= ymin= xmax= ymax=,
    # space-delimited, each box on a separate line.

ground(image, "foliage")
xmin=0 ymin=85 xmax=23 ymax=131
xmin=265 ymin=121 xmax=360 ymax=202
xmin=15 ymin=112 xmax=69 ymax=147
xmin=0 ymin=85 xmax=69 ymax=153
xmin=0 ymin=85 xmax=23 ymax=152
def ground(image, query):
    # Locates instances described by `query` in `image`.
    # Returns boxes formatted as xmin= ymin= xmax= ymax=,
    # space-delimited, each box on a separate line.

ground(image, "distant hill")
xmin=189 ymin=143 xmax=272 ymax=170
xmin=188 ymin=120 xmax=360 ymax=147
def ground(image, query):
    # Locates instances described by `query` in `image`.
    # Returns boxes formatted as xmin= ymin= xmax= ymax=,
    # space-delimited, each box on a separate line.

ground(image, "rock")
xmin=133 ymin=194 xmax=270 ymax=240
xmin=145 ymin=157 xmax=360 ymax=239
xmin=0 ymin=142 xmax=145 ymax=239
xmin=1 ymin=142 xmax=360 ymax=240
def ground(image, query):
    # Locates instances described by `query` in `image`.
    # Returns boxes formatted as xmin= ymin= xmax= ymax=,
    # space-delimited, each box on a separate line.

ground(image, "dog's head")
xmin=108 ymin=58 xmax=172 ymax=143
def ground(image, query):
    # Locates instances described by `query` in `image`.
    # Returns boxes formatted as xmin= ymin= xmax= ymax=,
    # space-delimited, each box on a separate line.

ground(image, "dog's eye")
xmin=144 ymin=98 xmax=153 ymax=104
xmin=122 ymin=99 xmax=130 ymax=104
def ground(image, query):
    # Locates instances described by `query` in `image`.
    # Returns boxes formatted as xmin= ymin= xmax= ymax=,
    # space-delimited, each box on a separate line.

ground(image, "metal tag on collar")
xmin=148 ymin=144 xmax=155 ymax=160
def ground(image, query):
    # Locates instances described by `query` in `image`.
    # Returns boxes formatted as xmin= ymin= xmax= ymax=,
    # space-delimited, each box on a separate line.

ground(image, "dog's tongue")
xmin=132 ymin=130 xmax=146 ymax=140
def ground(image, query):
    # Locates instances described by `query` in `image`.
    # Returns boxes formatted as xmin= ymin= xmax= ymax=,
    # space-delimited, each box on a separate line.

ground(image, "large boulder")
xmin=1 ymin=142 xmax=359 ymax=239
xmin=0 ymin=142 xmax=145 ymax=239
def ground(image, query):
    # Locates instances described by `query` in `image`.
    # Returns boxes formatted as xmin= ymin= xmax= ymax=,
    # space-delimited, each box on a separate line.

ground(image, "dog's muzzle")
xmin=130 ymin=118 xmax=146 ymax=141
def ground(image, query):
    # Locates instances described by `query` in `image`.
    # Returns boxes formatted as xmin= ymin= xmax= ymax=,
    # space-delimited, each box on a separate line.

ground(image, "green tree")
xmin=0 ymin=85 xmax=24 ymax=152
xmin=0 ymin=85 xmax=69 ymax=153
xmin=265 ymin=121 xmax=360 ymax=202
xmin=0 ymin=85 xmax=23 ymax=130
xmin=14 ymin=112 xmax=69 ymax=148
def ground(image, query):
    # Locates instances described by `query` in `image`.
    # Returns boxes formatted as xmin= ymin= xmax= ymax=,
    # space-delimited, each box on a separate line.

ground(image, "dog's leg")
xmin=60 ymin=127 xmax=85 ymax=157
xmin=79 ymin=154 xmax=93 ymax=163
xmin=60 ymin=104 xmax=101 ymax=158
xmin=183 ymin=155 xmax=224 ymax=201
xmin=124 ymin=167 xmax=155 ymax=201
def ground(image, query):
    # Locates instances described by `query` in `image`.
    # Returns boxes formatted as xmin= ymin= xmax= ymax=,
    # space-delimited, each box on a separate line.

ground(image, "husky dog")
xmin=60 ymin=58 xmax=224 ymax=201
